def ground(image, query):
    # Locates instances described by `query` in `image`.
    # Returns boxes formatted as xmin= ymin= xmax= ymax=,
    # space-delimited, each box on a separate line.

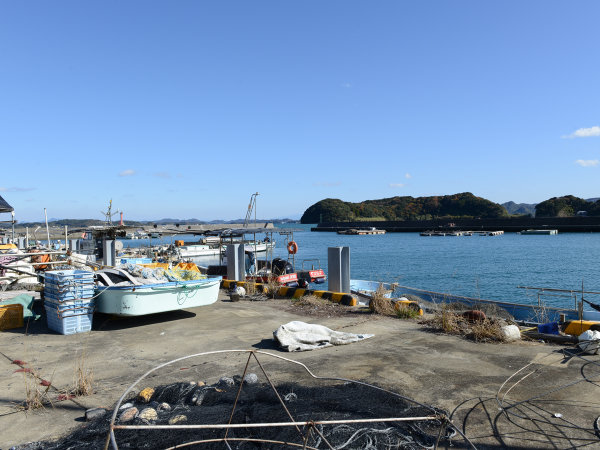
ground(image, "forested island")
xmin=301 ymin=193 xmax=600 ymax=224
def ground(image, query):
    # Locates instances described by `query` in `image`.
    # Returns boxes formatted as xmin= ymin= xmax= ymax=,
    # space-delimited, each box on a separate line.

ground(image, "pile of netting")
xmin=23 ymin=377 xmax=453 ymax=449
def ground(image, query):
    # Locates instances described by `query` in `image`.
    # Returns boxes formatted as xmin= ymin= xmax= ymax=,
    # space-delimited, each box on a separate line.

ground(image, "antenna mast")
xmin=101 ymin=199 xmax=121 ymax=226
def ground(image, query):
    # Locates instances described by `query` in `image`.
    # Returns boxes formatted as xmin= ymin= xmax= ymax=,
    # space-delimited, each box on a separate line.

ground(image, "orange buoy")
xmin=287 ymin=241 xmax=298 ymax=254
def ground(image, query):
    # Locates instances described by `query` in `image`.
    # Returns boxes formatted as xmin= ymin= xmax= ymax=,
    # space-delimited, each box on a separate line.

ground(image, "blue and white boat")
xmin=351 ymin=279 xmax=600 ymax=324
xmin=95 ymin=268 xmax=221 ymax=316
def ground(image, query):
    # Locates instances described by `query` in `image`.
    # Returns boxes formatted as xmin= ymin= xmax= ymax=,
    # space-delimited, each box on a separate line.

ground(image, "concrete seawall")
xmin=312 ymin=216 xmax=600 ymax=232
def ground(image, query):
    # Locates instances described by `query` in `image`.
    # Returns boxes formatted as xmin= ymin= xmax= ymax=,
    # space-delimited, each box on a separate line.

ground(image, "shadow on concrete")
xmin=93 ymin=311 xmax=197 ymax=331
xmin=1 ymin=317 xmax=51 ymax=336
xmin=2 ymin=308 xmax=198 ymax=336
xmin=251 ymin=338 xmax=281 ymax=351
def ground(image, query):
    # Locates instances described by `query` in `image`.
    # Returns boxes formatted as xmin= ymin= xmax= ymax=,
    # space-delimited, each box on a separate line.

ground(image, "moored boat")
xmin=350 ymin=279 xmax=600 ymax=325
xmin=520 ymin=229 xmax=558 ymax=235
xmin=173 ymin=243 xmax=222 ymax=258
xmin=337 ymin=227 xmax=386 ymax=235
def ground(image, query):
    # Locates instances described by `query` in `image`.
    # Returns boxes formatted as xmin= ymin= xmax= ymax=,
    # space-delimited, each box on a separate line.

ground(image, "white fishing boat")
xmin=94 ymin=268 xmax=221 ymax=316
xmin=224 ymin=240 xmax=275 ymax=253
xmin=174 ymin=243 xmax=222 ymax=258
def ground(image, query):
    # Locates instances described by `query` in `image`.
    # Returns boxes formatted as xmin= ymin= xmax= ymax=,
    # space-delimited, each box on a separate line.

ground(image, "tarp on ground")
xmin=0 ymin=195 xmax=13 ymax=213
xmin=0 ymin=294 xmax=38 ymax=319
xmin=273 ymin=320 xmax=374 ymax=352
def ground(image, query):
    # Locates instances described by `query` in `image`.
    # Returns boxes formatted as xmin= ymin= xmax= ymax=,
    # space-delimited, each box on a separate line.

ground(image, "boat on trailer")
xmin=95 ymin=268 xmax=221 ymax=316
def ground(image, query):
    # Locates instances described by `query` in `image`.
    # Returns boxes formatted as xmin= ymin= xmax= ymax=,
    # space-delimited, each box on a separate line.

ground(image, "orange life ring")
xmin=287 ymin=241 xmax=298 ymax=254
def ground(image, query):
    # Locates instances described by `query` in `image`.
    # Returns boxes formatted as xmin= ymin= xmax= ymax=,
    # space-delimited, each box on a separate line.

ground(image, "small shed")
xmin=0 ymin=194 xmax=15 ymax=242
xmin=0 ymin=194 xmax=13 ymax=213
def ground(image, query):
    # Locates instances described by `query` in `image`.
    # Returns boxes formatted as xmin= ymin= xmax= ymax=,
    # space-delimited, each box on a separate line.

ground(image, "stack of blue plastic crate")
xmin=44 ymin=270 xmax=95 ymax=335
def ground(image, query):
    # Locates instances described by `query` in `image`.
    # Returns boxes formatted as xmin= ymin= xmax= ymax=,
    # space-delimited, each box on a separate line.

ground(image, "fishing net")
xmin=22 ymin=380 xmax=452 ymax=449
xmin=15 ymin=351 xmax=460 ymax=449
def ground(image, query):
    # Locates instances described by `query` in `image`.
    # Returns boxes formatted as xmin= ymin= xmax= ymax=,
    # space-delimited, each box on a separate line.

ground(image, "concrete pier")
xmin=1 ymin=290 xmax=598 ymax=448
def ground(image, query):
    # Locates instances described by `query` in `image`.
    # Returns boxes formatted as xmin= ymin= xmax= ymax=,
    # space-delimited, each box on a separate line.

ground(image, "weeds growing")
xmin=72 ymin=350 xmax=94 ymax=396
xmin=265 ymin=275 xmax=281 ymax=299
xmin=395 ymin=304 xmax=421 ymax=319
xmin=244 ymin=280 xmax=257 ymax=296
xmin=426 ymin=306 xmax=506 ymax=342
xmin=21 ymin=373 xmax=52 ymax=411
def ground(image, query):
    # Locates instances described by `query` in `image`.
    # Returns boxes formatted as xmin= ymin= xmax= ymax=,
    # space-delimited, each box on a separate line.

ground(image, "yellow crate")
xmin=0 ymin=304 xmax=24 ymax=330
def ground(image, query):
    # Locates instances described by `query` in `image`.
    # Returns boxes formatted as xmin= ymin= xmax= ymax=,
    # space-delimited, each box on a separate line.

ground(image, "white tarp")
xmin=273 ymin=321 xmax=374 ymax=352
xmin=578 ymin=329 xmax=600 ymax=354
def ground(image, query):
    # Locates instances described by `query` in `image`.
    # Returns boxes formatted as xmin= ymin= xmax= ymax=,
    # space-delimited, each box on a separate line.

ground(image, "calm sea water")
xmin=122 ymin=224 xmax=600 ymax=309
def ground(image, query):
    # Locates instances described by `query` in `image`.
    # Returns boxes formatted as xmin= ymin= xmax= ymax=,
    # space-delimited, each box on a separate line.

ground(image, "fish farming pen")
xmin=23 ymin=350 xmax=472 ymax=449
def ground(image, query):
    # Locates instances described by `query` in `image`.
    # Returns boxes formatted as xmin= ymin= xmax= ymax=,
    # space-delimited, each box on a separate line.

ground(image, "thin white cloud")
xmin=154 ymin=171 xmax=171 ymax=179
xmin=119 ymin=169 xmax=135 ymax=177
xmin=341 ymin=83 xmax=352 ymax=88
xmin=389 ymin=183 xmax=405 ymax=188
xmin=313 ymin=181 xmax=341 ymax=187
xmin=562 ymin=126 xmax=600 ymax=139
xmin=405 ymin=173 xmax=412 ymax=179
xmin=575 ymin=159 xmax=599 ymax=167
xmin=0 ymin=186 xmax=35 ymax=192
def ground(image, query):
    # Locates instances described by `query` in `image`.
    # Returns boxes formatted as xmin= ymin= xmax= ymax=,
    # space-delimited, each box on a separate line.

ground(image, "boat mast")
xmin=243 ymin=192 xmax=259 ymax=228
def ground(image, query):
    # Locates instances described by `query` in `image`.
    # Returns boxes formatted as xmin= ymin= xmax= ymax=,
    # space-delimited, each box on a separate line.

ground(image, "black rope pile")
xmin=18 ymin=377 xmax=453 ymax=449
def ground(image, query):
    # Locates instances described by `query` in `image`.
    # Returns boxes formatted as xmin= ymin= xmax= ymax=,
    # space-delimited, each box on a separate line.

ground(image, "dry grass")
xmin=471 ymin=318 xmax=505 ymax=342
xmin=370 ymin=297 xmax=397 ymax=316
xmin=288 ymin=294 xmax=349 ymax=317
xmin=293 ymin=295 xmax=331 ymax=308
xmin=435 ymin=307 xmax=464 ymax=334
xmin=72 ymin=350 xmax=94 ymax=396
xmin=244 ymin=280 xmax=257 ymax=296
xmin=264 ymin=275 xmax=281 ymax=299
xmin=369 ymin=283 xmax=420 ymax=320
xmin=425 ymin=307 xmax=506 ymax=342
xmin=21 ymin=373 xmax=52 ymax=411
xmin=370 ymin=283 xmax=397 ymax=316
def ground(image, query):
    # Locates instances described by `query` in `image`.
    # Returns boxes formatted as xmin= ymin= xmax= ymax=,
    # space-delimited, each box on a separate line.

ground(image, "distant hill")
xmin=536 ymin=195 xmax=600 ymax=217
xmin=502 ymin=201 xmax=537 ymax=216
xmin=301 ymin=193 xmax=508 ymax=224
xmin=153 ymin=218 xmax=206 ymax=224
xmin=3 ymin=217 xmax=296 ymax=229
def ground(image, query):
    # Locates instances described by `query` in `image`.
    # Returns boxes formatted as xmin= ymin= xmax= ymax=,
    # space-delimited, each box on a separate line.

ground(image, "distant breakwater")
xmin=311 ymin=216 xmax=600 ymax=233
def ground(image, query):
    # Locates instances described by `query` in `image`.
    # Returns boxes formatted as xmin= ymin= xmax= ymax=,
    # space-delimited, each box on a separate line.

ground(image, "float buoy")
xmin=287 ymin=241 xmax=298 ymax=254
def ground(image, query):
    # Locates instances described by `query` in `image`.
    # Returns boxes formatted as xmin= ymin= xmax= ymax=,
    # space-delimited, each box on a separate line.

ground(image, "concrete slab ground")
xmin=1 ymin=290 xmax=599 ymax=449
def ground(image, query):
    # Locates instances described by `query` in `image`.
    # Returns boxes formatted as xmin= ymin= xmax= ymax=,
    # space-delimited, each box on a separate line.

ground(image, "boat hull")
xmin=177 ymin=245 xmax=221 ymax=258
xmin=95 ymin=277 xmax=221 ymax=316
xmin=350 ymin=279 xmax=600 ymax=324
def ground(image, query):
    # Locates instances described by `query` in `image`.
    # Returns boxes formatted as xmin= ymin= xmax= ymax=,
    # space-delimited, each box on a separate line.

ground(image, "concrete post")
xmin=341 ymin=246 xmax=350 ymax=293
xmin=328 ymin=246 xmax=350 ymax=293
xmin=226 ymin=243 xmax=245 ymax=281
xmin=68 ymin=239 xmax=79 ymax=251
xmin=102 ymin=239 xmax=116 ymax=267
xmin=18 ymin=237 xmax=26 ymax=249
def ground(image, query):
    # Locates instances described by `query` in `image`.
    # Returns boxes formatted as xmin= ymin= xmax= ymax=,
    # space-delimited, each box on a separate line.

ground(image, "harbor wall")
xmin=311 ymin=216 xmax=600 ymax=233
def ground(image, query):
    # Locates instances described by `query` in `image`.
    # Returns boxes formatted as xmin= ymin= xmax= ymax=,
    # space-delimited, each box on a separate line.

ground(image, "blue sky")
xmin=1 ymin=1 xmax=599 ymax=222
